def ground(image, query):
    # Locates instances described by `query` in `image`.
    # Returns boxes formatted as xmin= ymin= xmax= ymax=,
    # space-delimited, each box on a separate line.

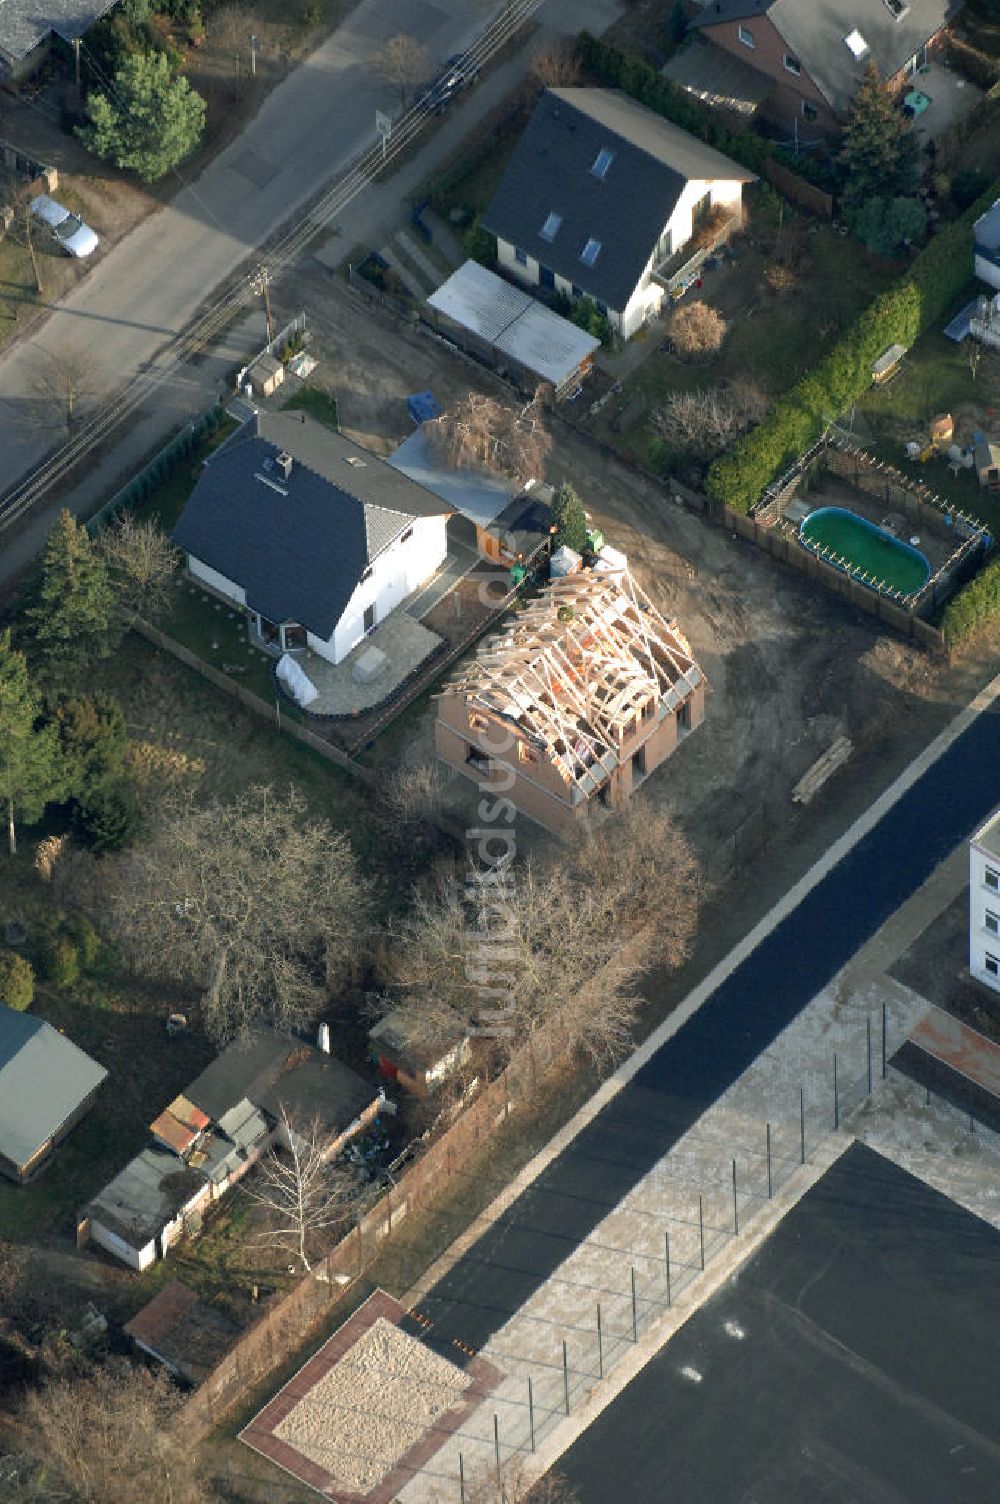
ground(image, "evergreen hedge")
xmin=706 ymin=185 xmax=1000 ymax=511
xmin=941 ymin=556 xmax=1000 ymax=646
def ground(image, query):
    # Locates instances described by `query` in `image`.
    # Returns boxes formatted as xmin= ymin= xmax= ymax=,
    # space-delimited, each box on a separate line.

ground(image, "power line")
xmin=0 ymin=0 xmax=543 ymax=534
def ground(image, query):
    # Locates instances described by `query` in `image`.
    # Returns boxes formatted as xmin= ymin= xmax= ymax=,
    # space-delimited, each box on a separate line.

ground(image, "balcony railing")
xmin=651 ymin=212 xmax=740 ymax=295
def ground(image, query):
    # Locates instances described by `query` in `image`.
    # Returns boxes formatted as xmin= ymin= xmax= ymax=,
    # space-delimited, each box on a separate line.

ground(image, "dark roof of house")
xmin=975 ymin=200 xmax=1000 ymax=252
xmin=125 ymin=1280 xmax=242 ymax=1386
xmin=185 ymin=1029 xmax=378 ymax=1139
xmin=693 ymin=0 xmax=960 ymax=115
xmin=0 ymin=1005 xmax=107 ymax=1174
xmin=0 ymin=0 xmax=120 ymax=63
xmin=368 ymin=1008 xmax=470 ymax=1075
xmin=172 ymin=411 xmax=449 ymax=641
xmin=482 ymin=88 xmax=753 ymax=312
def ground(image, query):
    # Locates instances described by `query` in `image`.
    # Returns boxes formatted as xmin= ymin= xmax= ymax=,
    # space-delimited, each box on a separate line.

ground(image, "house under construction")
xmin=435 ymin=566 xmax=705 ymax=833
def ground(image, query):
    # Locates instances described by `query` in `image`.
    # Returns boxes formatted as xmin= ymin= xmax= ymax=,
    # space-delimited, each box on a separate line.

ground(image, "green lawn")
xmin=854 ymin=320 xmax=1000 ymax=535
xmin=160 ymin=579 xmax=296 ymax=718
xmin=282 ymin=385 xmax=339 ymax=429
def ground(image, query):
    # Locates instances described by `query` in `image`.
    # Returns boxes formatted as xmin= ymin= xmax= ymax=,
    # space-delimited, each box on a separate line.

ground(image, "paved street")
xmin=0 ymin=0 xmax=622 ymax=584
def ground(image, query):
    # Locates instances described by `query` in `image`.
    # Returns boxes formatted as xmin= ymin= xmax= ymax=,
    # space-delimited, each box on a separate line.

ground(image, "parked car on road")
xmin=30 ymin=195 xmax=99 ymax=259
xmin=414 ymin=51 xmax=480 ymax=115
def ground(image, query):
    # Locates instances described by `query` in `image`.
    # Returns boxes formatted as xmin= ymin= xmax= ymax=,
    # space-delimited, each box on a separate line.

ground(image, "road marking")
xmin=404 ymin=669 xmax=1000 ymax=1307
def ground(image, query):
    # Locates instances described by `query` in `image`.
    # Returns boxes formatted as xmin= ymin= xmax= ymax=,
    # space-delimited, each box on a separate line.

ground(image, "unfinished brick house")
xmin=435 ymin=568 xmax=705 ymax=833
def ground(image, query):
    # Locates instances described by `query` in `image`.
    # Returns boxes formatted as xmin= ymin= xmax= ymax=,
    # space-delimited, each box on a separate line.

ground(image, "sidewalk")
xmin=0 ymin=0 xmax=623 ymax=592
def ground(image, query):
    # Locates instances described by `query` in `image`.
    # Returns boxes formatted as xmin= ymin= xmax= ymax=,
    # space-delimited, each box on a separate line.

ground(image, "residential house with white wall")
xmin=482 ymin=88 xmax=754 ymax=341
xmin=970 ymin=805 xmax=1000 ymax=994
xmin=172 ymin=411 xmax=450 ymax=665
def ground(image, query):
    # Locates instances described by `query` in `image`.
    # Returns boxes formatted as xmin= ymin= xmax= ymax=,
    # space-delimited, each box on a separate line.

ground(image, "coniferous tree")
xmin=28 ymin=510 xmax=120 ymax=681
xmin=78 ymin=51 xmax=206 ymax=182
xmin=0 ymin=630 xmax=59 ymax=856
xmin=839 ymin=61 xmax=920 ymax=208
xmin=550 ymin=482 xmax=590 ymax=555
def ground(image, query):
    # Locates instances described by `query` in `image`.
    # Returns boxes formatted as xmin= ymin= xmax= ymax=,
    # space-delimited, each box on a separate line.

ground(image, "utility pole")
xmin=252 ymin=265 xmax=274 ymax=341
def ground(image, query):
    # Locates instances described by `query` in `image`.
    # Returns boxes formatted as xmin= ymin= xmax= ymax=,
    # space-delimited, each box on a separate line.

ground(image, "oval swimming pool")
xmin=799 ymin=506 xmax=930 ymax=598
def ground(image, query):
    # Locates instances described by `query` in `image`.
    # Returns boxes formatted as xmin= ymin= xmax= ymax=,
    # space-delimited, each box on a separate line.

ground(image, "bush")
xmin=41 ymin=935 xmax=79 ymax=989
xmin=853 ymin=196 xmax=926 ymax=257
xmin=951 ymin=167 xmax=990 ymax=212
xmin=463 ymin=218 xmax=498 ymax=269
xmin=0 ymin=953 xmax=34 ymax=1011
xmin=670 ymin=302 xmax=727 ymax=359
xmin=945 ymin=34 xmax=1000 ymax=90
xmin=74 ymin=781 xmax=139 ymax=852
xmin=65 ymin=913 xmax=101 ymax=969
xmin=942 ymin=557 xmax=1000 ymax=646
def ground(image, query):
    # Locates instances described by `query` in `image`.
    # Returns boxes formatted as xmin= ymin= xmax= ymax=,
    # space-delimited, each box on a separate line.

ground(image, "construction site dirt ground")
xmin=271 ymin=264 xmax=997 ymax=890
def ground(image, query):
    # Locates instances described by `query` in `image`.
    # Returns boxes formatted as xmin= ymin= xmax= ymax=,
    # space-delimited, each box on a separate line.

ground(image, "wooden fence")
xmin=762 ymin=159 xmax=834 ymax=219
xmin=172 ymin=1009 xmax=577 ymax=1442
xmin=130 ymin=617 xmax=372 ymax=782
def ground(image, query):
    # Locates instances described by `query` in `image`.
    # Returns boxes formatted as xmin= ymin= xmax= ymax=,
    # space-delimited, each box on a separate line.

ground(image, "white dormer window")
xmin=580 ymin=238 xmax=601 ymax=267
xmin=845 ymin=29 xmax=868 ymax=59
xmin=540 ymin=211 xmax=562 ymax=242
xmin=738 ymin=24 xmax=754 ymax=48
xmin=591 ymin=147 xmax=614 ymax=179
xmin=784 ymin=54 xmax=801 ymax=75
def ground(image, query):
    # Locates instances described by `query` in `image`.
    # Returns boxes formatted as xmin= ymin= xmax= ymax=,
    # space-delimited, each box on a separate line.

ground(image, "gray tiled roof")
xmin=0 ymin=1004 xmax=107 ymax=1174
xmin=172 ymin=412 xmax=448 ymax=641
xmin=0 ymin=0 xmax=121 ymax=64
xmin=693 ymin=0 xmax=960 ymax=115
xmin=482 ymin=88 xmax=753 ymax=313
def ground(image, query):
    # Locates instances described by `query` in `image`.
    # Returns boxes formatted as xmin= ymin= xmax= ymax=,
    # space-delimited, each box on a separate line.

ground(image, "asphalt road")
xmin=557 ymin=1142 xmax=1000 ymax=1504
xmin=0 ymin=0 xmax=504 ymax=498
xmin=407 ymin=699 xmax=1000 ymax=1355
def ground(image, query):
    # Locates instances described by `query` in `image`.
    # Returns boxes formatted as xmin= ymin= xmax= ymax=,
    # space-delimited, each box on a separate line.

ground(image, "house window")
xmin=540 ymin=211 xmax=562 ymax=242
xmin=514 ymin=246 xmax=528 ymax=266
xmin=282 ymin=623 xmax=306 ymax=651
xmin=986 ymin=953 xmax=1000 ymax=977
xmin=677 ymin=701 xmax=692 ymax=734
xmin=580 ymin=238 xmax=602 ymax=267
xmin=985 ymin=910 xmax=1000 ymax=936
xmin=784 ymin=53 xmax=801 ymax=75
xmin=738 ymin=24 xmax=754 ymax=47
xmin=400 ymin=527 xmax=413 ymax=544
xmin=539 ymin=265 xmax=555 ymax=289
xmin=986 ymin=866 xmax=1000 ymax=892
xmin=361 ymin=566 xmax=373 ymax=583
xmin=591 ymin=147 xmax=614 ymax=179
xmin=466 ymin=745 xmax=490 ymax=773
xmin=363 ymin=603 xmax=376 ymax=633
xmin=595 ymin=298 xmax=608 ymax=316
xmin=517 ymin=741 xmax=538 ymax=765
xmin=844 ymin=29 xmax=868 ymax=59
xmin=802 ymin=100 xmax=818 ymax=122
xmin=572 ymin=283 xmax=583 ymax=299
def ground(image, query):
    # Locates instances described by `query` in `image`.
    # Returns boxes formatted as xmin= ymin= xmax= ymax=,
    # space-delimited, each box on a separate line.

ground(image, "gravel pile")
xmin=274 ymin=1317 xmax=469 ymax=1492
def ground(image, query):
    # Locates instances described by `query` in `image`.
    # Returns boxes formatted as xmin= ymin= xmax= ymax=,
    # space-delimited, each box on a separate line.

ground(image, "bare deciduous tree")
xmin=107 ymin=784 xmax=369 ymax=1042
xmin=654 ymin=380 xmax=768 ymax=459
xmin=386 ymin=807 xmax=698 ymax=1071
xmin=243 ymin=1106 xmax=360 ymax=1274
xmin=28 ymin=344 xmax=96 ymax=434
xmin=427 ymin=391 xmax=552 ymax=484
xmin=21 ymin=1360 xmax=217 ymax=1504
xmin=668 ymin=301 xmax=727 ymax=360
xmin=530 ymin=40 xmax=582 ymax=88
xmin=98 ymin=511 xmax=181 ymax=620
xmin=371 ymin=33 xmax=432 ymax=109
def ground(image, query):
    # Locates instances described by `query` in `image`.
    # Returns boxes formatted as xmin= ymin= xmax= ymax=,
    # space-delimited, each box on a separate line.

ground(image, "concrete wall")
xmin=328 ymin=514 xmax=448 ymax=664
xmin=969 ymin=834 xmax=1000 ymax=992
xmin=188 ymin=555 xmax=247 ymax=606
xmin=89 ymin=1220 xmax=158 ymax=1272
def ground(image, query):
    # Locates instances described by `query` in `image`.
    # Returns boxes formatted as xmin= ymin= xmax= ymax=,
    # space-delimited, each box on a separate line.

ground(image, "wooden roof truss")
xmin=442 ymin=570 xmax=704 ymax=793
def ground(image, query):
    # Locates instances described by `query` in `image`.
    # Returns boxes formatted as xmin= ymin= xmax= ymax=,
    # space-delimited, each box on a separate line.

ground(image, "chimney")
xmin=317 ymin=1022 xmax=330 ymax=1054
xmin=276 ymin=451 xmax=293 ymax=482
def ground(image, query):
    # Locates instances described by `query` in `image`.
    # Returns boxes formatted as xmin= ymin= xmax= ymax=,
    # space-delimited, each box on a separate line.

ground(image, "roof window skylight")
xmin=591 ymin=147 xmax=614 ymax=179
xmin=580 ymin=238 xmax=602 ymax=267
xmin=844 ymin=29 xmax=868 ymax=59
xmin=540 ymin=211 xmax=562 ymax=242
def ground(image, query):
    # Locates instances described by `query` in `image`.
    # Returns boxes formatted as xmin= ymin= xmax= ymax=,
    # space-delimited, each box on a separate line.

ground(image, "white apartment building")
xmin=970 ymin=805 xmax=1000 ymax=993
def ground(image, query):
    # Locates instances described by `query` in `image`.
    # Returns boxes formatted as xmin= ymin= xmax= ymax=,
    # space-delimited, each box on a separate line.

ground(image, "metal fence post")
xmin=459 ymin=1452 xmax=466 ymax=1504
xmin=528 ymin=1376 xmax=536 ymax=1452
xmin=882 ymin=1002 xmax=887 ymax=1080
xmin=630 ymin=1267 xmax=638 ymax=1342
xmin=800 ymin=1084 xmax=806 ymax=1164
xmin=562 ymin=1339 xmax=570 ymax=1415
xmin=699 ymin=1194 xmax=705 ymax=1270
xmin=494 ymin=1414 xmax=501 ymax=1488
xmin=766 ymin=1122 xmax=772 ymax=1199
xmin=597 ymin=1302 xmax=603 ymax=1379
xmin=732 ymin=1159 xmax=738 ymax=1235
xmin=834 ymin=1052 xmax=839 ymax=1131
xmin=866 ymin=1015 xmax=873 ymax=1095
xmin=665 ymin=1230 xmax=671 ymax=1307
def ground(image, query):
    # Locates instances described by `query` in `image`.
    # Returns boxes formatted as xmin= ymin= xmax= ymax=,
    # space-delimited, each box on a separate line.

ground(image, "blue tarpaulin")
xmin=407 ymin=391 xmax=442 ymax=425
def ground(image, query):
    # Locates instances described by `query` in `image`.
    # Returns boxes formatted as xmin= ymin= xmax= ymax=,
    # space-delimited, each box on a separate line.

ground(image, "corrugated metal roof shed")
xmin=0 ymin=1004 xmax=107 ymax=1176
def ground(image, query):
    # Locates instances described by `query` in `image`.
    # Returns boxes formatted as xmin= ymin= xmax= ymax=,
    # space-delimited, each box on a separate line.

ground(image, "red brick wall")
xmin=698 ymin=14 xmax=838 ymax=133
